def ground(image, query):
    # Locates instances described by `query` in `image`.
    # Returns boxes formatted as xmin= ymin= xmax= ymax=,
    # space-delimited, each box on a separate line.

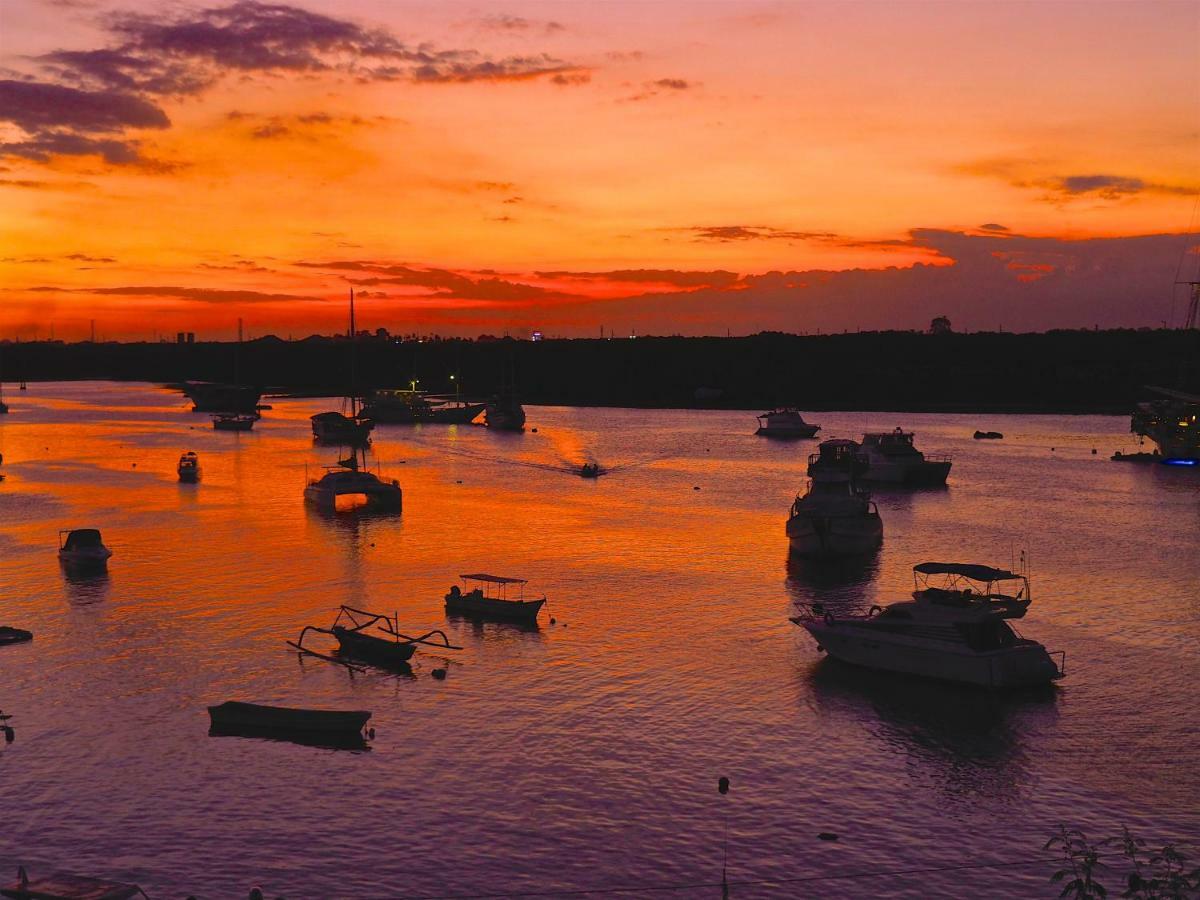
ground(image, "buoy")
xmin=367 ymin=727 xmax=375 ymax=739
xmin=456 ymin=480 xmax=462 ymax=484
xmin=131 ymin=463 xmax=136 ymax=468
xmin=818 ymin=832 xmax=839 ymax=841
xmin=531 ymin=427 xmax=538 ymax=433
xmin=718 ymin=776 xmax=730 ymax=795
xmin=4 ymin=726 xmax=13 ymax=743
xmin=562 ymin=623 xmax=568 ymax=628
xmin=431 ymin=667 xmax=447 ymax=680
xmin=549 ymin=617 xmax=556 ymax=625
xmin=693 ymin=486 xmax=700 ymax=491
xmin=1091 ymin=448 xmax=1097 ymax=455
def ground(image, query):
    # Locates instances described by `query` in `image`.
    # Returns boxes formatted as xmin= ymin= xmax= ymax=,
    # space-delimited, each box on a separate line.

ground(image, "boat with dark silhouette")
xmin=207 ymin=701 xmax=370 ymax=737
xmin=0 ymin=626 xmax=32 ymax=647
xmin=58 ymin=529 xmax=112 ymax=570
xmin=858 ymin=428 xmax=951 ymax=484
xmin=212 ymin=412 xmax=256 ymax=431
xmin=176 ymin=451 xmax=201 ymax=482
xmin=290 ymin=606 xmax=460 ymax=670
xmin=973 ymin=430 xmax=1003 ymax=440
xmin=1131 ymin=385 xmax=1199 ymax=463
xmin=756 ymin=408 xmax=820 ymax=438
xmin=445 ymin=574 xmax=546 ymax=624
xmin=361 ymin=389 xmax=486 ymax=425
xmin=2 ymin=866 xmax=146 ymax=900
xmin=181 ymin=381 xmax=261 ymax=414
xmin=311 ymin=290 xmax=378 ymax=443
xmin=305 ymin=449 xmax=401 ymax=513
xmin=792 ymin=560 xmax=1064 ymax=688
xmin=786 ymin=440 xmax=882 ymax=557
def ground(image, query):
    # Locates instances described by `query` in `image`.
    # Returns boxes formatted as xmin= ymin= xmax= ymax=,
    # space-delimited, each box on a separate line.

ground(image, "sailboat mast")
xmin=349 ymin=288 xmax=357 ymax=419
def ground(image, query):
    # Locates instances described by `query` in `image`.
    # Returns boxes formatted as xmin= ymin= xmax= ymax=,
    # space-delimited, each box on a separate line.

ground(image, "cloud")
xmin=958 ymin=158 xmax=1196 ymax=202
xmin=0 ymin=177 xmax=95 ymax=191
xmin=979 ymin=223 xmax=1010 ymax=232
xmin=683 ymin=225 xmax=838 ymax=243
xmin=1040 ymin=174 xmax=1195 ymax=200
xmin=411 ymin=55 xmax=585 ymax=84
xmin=473 ymin=14 xmax=565 ymax=34
xmin=536 ymin=269 xmax=742 ymax=288
xmin=250 ymin=122 xmax=290 ymax=139
xmin=27 ymin=285 xmax=316 ymax=303
xmin=651 ymin=78 xmax=691 ymax=90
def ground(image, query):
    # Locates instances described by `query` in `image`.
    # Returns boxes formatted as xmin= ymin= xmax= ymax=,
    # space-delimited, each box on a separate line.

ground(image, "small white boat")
xmin=305 ymin=452 xmax=401 ymax=513
xmin=177 ymin=451 xmax=201 ymax=482
xmin=858 ymin=428 xmax=951 ymax=484
xmin=756 ymin=407 xmax=820 ymax=438
xmin=58 ymin=529 xmax=113 ymax=569
xmin=786 ymin=440 xmax=882 ymax=557
xmin=792 ymin=561 xmax=1065 ymax=688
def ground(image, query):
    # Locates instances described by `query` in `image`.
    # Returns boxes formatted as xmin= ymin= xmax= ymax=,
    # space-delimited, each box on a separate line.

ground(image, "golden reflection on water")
xmin=0 ymin=382 xmax=1197 ymax=898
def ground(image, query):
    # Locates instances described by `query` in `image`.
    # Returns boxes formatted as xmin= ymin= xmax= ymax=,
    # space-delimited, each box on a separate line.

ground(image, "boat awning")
xmin=914 ymin=562 xmax=1022 ymax=581
xmin=460 ymin=573 xmax=527 ymax=584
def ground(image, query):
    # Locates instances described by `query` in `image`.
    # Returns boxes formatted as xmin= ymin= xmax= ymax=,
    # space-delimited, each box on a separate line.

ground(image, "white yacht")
xmin=786 ymin=439 xmax=882 ymax=557
xmin=792 ymin=561 xmax=1065 ymax=688
xmin=58 ymin=529 xmax=113 ymax=569
xmin=859 ymin=428 xmax=951 ymax=484
xmin=305 ymin=451 xmax=402 ymax=513
xmin=756 ymin=408 xmax=820 ymax=438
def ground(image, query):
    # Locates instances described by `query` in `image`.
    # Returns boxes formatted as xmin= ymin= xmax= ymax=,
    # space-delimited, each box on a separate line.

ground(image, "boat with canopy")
xmin=445 ymin=574 xmax=546 ymax=624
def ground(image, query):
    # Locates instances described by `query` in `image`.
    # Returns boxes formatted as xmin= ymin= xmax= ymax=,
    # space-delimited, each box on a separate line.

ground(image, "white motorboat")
xmin=756 ymin=407 xmax=820 ymax=438
xmin=786 ymin=439 xmax=882 ymax=557
xmin=305 ymin=452 xmax=402 ymax=513
xmin=792 ymin=561 xmax=1065 ymax=688
xmin=858 ymin=428 xmax=951 ymax=484
xmin=58 ymin=529 xmax=113 ymax=569
xmin=177 ymin=451 xmax=201 ymax=483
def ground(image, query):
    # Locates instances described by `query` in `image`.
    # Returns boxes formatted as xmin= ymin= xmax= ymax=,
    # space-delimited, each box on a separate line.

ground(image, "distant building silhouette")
xmin=929 ymin=316 xmax=952 ymax=335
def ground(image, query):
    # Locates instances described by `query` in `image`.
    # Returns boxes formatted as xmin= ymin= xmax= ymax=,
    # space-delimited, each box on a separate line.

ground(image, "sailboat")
xmin=304 ymin=290 xmax=401 ymax=513
xmin=311 ymin=289 xmax=375 ymax=444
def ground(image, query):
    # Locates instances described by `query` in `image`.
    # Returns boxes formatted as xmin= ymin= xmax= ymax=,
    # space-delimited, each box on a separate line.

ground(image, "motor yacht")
xmin=485 ymin=392 xmax=526 ymax=431
xmin=305 ymin=451 xmax=402 ymax=513
xmin=177 ymin=451 xmax=201 ymax=483
xmin=58 ymin=529 xmax=113 ymax=570
xmin=786 ymin=439 xmax=882 ymax=557
xmin=310 ymin=410 xmax=373 ymax=445
xmin=792 ymin=561 xmax=1065 ymax=688
xmin=212 ymin=412 xmax=257 ymax=431
xmin=756 ymin=408 xmax=820 ymax=438
xmin=360 ymin=390 xmax=486 ymax=425
xmin=858 ymin=428 xmax=951 ymax=484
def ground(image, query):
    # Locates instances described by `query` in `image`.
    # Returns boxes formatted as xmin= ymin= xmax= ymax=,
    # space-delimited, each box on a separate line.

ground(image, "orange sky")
xmin=1 ymin=0 xmax=1198 ymax=339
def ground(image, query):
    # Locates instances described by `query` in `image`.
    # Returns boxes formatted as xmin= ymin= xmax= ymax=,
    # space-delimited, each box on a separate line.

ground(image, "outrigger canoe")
xmin=290 ymin=606 xmax=460 ymax=671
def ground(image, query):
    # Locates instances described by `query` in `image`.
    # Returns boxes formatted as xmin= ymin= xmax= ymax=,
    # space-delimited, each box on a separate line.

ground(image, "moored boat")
xmin=445 ymin=574 xmax=546 ymax=624
xmin=0 ymin=626 xmax=33 ymax=647
xmin=304 ymin=454 xmax=402 ymax=513
xmin=311 ymin=410 xmax=373 ymax=444
xmin=756 ymin=407 xmax=820 ymax=438
xmin=176 ymin=450 xmax=201 ymax=482
xmin=57 ymin=529 xmax=113 ymax=569
xmin=290 ymin=606 xmax=460 ymax=670
xmin=181 ymin=381 xmax=262 ymax=413
xmin=786 ymin=440 xmax=882 ymax=557
xmin=792 ymin=560 xmax=1064 ymax=688
xmin=1131 ymin=385 xmax=1200 ymax=463
xmin=207 ymin=701 xmax=370 ymax=735
xmin=2 ymin=866 xmax=145 ymax=900
xmin=361 ymin=390 xmax=486 ymax=425
xmin=212 ymin=412 xmax=257 ymax=431
xmin=859 ymin=427 xmax=951 ymax=484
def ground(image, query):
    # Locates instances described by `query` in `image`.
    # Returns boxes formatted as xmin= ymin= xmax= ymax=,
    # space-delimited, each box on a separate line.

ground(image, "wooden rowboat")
xmin=207 ymin=701 xmax=370 ymax=735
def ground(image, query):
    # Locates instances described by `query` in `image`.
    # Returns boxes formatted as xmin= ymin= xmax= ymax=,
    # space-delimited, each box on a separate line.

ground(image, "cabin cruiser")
xmin=858 ymin=428 xmax=951 ymax=484
xmin=756 ymin=408 xmax=820 ymax=438
xmin=58 ymin=529 xmax=113 ymax=569
xmin=792 ymin=561 xmax=1065 ymax=688
xmin=181 ymin=381 xmax=261 ymax=414
xmin=360 ymin=390 xmax=486 ymax=425
xmin=1131 ymin=385 xmax=1200 ymax=462
xmin=310 ymin=410 xmax=373 ymax=445
xmin=177 ymin=451 xmax=201 ymax=482
xmin=304 ymin=451 xmax=401 ymax=513
xmin=787 ymin=440 xmax=882 ymax=557
xmin=445 ymin=574 xmax=545 ymax=624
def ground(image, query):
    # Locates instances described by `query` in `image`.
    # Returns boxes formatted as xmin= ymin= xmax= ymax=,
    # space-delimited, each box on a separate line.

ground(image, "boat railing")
xmin=1050 ymin=649 xmax=1066 ymax=678
xmin=923 ymin=453 xmax=953 ymax=463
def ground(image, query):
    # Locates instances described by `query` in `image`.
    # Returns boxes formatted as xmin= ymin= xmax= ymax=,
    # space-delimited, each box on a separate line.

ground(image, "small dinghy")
xmin=973 ymin=430 xmax=1004 ymax=440
xmin=1 ymin=866 xmax=147 ymax=900
xmin=0 ymin=627 xmax=32 ymax=647
xmin=208 ymin=701 xmax=370 ymax=735
xmin=290 ymin=606 xmax=460 ymax=671
xmin=445 ymin=574 xmax=546 ymax=624
xmin=176 ymin=450 xmax=201 ymax=482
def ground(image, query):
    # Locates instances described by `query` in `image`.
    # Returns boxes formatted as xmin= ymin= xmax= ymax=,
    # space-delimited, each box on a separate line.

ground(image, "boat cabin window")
xmin=954 ymin=620 xmax=1017 ymax=651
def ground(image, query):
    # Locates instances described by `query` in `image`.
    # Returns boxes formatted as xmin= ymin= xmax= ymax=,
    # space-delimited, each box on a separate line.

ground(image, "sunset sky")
xmin=1 ymin=0 xmax=1198 ymax=340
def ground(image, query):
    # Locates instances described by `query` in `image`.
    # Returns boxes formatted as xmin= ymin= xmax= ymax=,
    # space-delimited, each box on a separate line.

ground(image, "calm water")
xmin=0 ymin=382 xmax=1197 ymax=899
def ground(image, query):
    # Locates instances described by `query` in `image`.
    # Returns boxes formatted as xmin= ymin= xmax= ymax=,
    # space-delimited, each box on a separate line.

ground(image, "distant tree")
xmin=929 ymin=315 xmax=953 ymax=334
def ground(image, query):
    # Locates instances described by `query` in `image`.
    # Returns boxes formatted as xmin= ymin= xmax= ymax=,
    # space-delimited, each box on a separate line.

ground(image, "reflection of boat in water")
xmin=859 ymin=428 xmax=951 ymax=484
xmin=973 ymin=430 xmax=1003 ymax=440
xmin=361 ymin=389 xmax=485 ymax=425
xmin=445 ymin=574 xmax=546 ymax=624
xmin=304 ymin=450 xmax=402 ymax=513
xmin=176 ymin=450 xmax=201 ymax=482
xmin=792 ymin=561 xmax=1064 ymax=688
xmin=291 ymin=606 xmax=460 ymax=670
xmin=181 ymin=381 xmax=261 ymax=413
xmin=755 ymin=407 xmax=820 ymax=438
xmin=786 ymin=440 xmax=882 ymax=557
xmin=58 ymin=529 xmax=113 ymax=570
xmin=1130 ymin=385 xmax=1199 ymax=464
xmin=212 ymin=412 xmax=257 ymax=431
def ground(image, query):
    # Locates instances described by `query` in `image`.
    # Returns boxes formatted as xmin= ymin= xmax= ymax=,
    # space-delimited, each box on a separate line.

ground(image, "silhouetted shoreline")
xmin=3 ymin=329 xmax=1197 ymax=414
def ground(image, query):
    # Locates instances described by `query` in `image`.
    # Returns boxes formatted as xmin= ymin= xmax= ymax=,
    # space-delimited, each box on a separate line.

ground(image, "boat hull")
xmin=207 ymin=701 xmax=370 ymax=735
xmin=304 ymin=484 xmax=402 ymax=513
xmin=485 ymin=404 xmax=526 ymax=431
xmin=864 ymin=459 xmax=951 ymax=484
xmin=445 ymin=594 xmax=545 ymax=623
xmin=756 ymin=424 xmax=820 ymax=438
xmin=332 ymin=626 xmax=417 ymax=666
xmin=177 ymin=468 xmax=201 ymax=483
xmin=58 ymin=548 xmax=112 ymax=569
xmin=800 ymin=621 xmax=1061 ymax=688
xmin=0 ymin=626 xmax=33 ymax=646
xmin=786 ymin=514 xmax=882 ymax=557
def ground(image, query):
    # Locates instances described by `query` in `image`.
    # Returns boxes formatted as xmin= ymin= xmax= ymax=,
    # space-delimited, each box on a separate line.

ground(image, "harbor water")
xmin=0 ymin=382 xmax=1197 ymax=898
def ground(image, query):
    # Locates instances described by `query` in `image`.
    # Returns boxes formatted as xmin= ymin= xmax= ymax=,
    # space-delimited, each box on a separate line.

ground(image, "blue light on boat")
xmin=1161 ymin=458 xmax=1198 ymax=466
